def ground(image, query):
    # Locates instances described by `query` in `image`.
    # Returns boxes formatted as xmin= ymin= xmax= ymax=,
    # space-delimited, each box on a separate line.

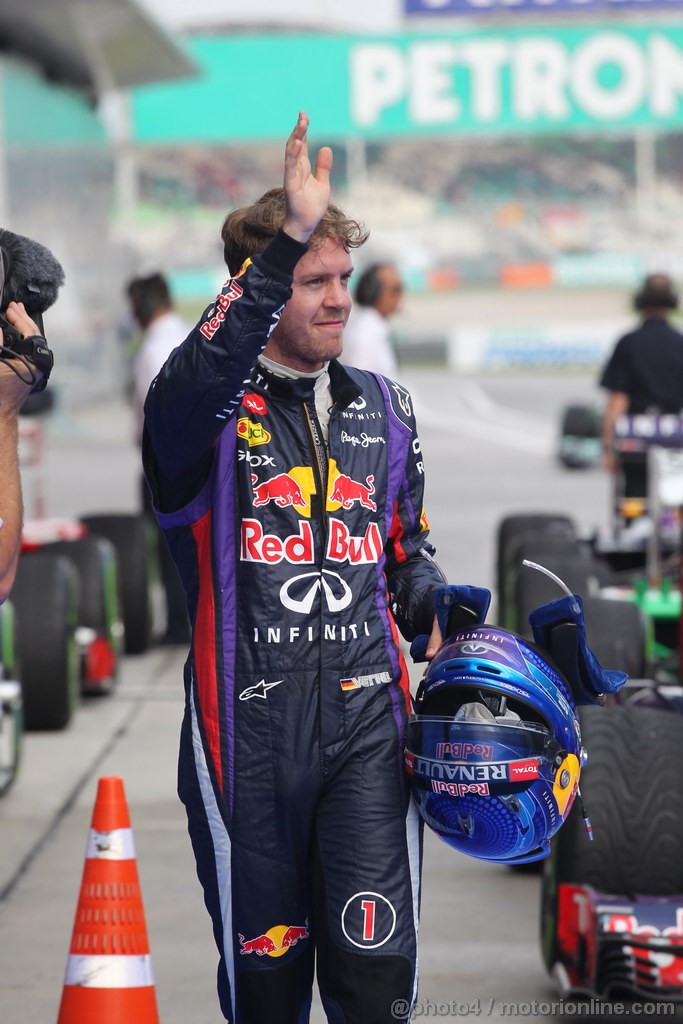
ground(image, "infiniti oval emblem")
xmin=457 ymin=639 xmax=516 ymax=664
xmin=280 ymin=570 xmax=353 ymax=614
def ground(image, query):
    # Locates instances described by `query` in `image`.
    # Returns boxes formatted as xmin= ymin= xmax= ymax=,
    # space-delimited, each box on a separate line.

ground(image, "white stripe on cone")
xmin=64 ymin=954 xmax=154 ymax=988
xmin=85 ymin=828 xmax=136 ymax=861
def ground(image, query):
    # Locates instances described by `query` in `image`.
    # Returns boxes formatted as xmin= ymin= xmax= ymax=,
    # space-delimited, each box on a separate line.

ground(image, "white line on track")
xmin=412 ymin=381 xmax=554 ymax=456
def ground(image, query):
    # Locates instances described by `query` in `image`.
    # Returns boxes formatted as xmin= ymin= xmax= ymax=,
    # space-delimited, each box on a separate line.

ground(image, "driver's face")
xmin=263 ymin=237 xmax=353 ymax=372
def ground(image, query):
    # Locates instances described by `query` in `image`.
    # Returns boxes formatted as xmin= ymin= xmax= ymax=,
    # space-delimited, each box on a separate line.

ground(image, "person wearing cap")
xmin=599 ymin=272 xmax=683 ymax=495
xmin=0 ymin=301 xmax=46 ymax=601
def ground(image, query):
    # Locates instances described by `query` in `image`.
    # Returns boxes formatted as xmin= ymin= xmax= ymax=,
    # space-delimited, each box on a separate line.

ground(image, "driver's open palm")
xmin=283 ymin=112 xmax=333 ymax=242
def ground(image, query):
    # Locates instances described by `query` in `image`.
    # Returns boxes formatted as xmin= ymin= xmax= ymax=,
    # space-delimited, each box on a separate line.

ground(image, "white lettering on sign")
xmin=513 ymin=39 xmax=569 ymax=120
xmin=571 ymin=35 xmax=645 ymax=120
xmin=409 ymin=42 xmax=460 ymax=124
xmin=651 ymin=36 xmax=683 ymax=116
xmin=350 ymin=33 xmax=683 ymax=129
xmin=351 ymin=45 xmax=406 ymax=126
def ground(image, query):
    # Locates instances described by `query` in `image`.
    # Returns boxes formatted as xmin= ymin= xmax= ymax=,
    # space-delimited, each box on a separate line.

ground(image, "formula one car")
xmin=541 ymin=690 xmax=683 ymax=1001
xmin=11 ymin=418 xmax=156 ymax=731
xmin=0 ymin=600 xmax=22 ymax=794
xmin=496 ymin=413 xmax=683 ymax=1002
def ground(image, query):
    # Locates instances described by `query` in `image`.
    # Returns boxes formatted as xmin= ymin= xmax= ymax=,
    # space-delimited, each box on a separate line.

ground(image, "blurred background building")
xmin=3 ymin=0 xmax=683 ymax=397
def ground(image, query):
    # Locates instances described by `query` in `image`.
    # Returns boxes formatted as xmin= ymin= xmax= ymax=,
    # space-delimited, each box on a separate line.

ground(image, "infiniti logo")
xmin=280 ymin=570 xmax=353 ymax=614
xmin=458 ymin=640 xmax=515 ymax=663
xmin=460 ymin=642 xmax=495 ymax=655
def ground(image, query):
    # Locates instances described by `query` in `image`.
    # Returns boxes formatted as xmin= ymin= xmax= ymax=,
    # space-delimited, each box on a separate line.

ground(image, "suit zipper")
xmin=304 ymin=402 xmax=330 ymax=766
xmin=304 ymin=402 xmax=328 ymax=546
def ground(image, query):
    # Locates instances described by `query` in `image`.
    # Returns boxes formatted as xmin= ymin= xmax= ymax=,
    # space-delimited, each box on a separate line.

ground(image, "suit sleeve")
xmin=143 ymin=230 xmax=307 ymax=498
xmin=384 ymin=416 xmax=447 ymax=640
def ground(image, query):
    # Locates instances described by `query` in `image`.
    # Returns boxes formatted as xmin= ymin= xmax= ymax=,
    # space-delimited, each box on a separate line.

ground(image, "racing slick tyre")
xmin=80 ymin=513 xmax=155 ymax=655
xmin=581 ymin=596 xmax=647 ymax=679
xmin=0 ymin=601 xmax=22 ymax=795
xmin=11 ymin=552 xmax=80 ymax=731
xmin=495 ymin=514 xmax=576 ymax=628
xmin=512 ymin=547 xmax=606 ymax=638
xmin=541 ymin=705 xmax=683 ymax=975
xmin=47 ymin=536 xmax=122 ymax=695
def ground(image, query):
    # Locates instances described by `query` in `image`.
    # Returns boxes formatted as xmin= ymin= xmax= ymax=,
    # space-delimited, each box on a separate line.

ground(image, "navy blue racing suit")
xmin=143 ymin=229 xmax=446 ymax=1024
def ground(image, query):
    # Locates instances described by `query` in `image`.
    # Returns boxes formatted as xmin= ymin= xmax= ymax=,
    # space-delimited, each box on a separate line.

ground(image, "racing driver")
xmin=143 ymin=112 xmax=447 ymax=1024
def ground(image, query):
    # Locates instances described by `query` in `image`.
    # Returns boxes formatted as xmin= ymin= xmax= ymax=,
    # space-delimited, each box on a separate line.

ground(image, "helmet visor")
xmin=405 ymin=715 xmax=559 ymax=796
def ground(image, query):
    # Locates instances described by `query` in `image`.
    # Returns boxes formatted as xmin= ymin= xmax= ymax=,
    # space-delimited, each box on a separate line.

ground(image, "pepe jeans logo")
xmin=340 ymin=430 xmax=386 ymax=448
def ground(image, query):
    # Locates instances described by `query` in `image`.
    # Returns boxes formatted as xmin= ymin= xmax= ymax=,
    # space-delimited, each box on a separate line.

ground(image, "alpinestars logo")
xmin=390 ymin=382 xmax=412 ymax=417
xmin=239 ymin=679 xmax=284 ymax=701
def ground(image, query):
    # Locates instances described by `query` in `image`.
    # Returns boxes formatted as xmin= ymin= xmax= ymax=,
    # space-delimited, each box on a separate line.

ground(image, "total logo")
xmin=238 ymin=920 xmax=309 ymax=958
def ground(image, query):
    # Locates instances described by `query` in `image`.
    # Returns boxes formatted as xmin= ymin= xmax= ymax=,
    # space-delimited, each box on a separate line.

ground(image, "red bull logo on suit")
xmin=238 ymin=921 xmax=309 ymax=958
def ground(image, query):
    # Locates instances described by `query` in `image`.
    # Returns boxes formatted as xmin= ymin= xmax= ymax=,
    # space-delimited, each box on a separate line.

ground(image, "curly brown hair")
xmin=221 ymin=187 xmax=369 ymax=275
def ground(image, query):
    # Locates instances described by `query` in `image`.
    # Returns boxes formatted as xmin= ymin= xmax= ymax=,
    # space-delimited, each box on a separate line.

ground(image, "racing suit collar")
xmin=251 ymin=358 xmax=362 ymax=409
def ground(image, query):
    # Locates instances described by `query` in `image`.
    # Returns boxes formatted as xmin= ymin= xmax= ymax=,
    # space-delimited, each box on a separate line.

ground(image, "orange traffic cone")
xmin=57 ymin=776 xmax=160 ymax=1023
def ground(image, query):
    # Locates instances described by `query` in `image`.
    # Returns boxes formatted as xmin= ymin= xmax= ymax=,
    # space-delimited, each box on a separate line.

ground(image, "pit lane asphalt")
xmin=0 ymin=370 xmax=655 ymax=1023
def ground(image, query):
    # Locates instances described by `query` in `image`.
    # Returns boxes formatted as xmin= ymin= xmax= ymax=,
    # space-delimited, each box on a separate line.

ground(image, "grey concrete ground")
xmin=0 ymin=370 xmax=673 ymax=1023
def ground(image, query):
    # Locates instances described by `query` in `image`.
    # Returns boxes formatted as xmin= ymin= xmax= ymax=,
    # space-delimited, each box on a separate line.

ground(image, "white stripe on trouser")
xmin=86 ymin=828 xmax=136 ymax=861
xmin=406 ymin=796 xmax=422 ymax=1007
xmin=190 ymin=684 xmax=235 ymax=1021
xmin=64 ymin=954 xmax=154 ymax=988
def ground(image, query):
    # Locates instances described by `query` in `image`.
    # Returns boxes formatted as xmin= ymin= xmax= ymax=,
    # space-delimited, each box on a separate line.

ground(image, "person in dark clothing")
xmin=599 ymin=272 xmax=683 ymax=496
xmin=142 ymin=112 xmax=446 ymax=1024
xmin=126 ymin=272 xmax=191 ymax=644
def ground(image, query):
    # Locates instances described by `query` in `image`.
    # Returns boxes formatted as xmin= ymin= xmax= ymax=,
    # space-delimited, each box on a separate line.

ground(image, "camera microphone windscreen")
xmin=0 ymin=228 xmax=65 ymax=315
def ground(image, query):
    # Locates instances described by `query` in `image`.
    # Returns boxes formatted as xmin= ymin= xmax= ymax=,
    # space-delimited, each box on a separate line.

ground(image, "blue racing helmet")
xmin=406 ymin=624 xmax=585 ymax=866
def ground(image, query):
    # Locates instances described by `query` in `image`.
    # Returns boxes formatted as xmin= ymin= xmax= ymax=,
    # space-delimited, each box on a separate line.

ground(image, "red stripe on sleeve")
xmin=386 ymin=603 xmax=412 ymax=713
xmin=191 ymin=511 xmax=223 ymax=791
xmin=388 ymin=501 xmax=407 ymax=564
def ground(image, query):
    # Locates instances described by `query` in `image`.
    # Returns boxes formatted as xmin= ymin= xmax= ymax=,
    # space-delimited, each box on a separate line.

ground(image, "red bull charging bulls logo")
xmin=328 ymin=473 xmax=376 ymax=511
xmin=238 ymin=921 xmax=309 ymax=958
xmin=252 ymin=473 xmax=305 ymax=508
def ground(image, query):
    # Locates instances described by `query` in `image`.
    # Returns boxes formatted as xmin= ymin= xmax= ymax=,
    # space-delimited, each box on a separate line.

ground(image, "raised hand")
xmin=282 ymin=111 xmax=333 ymax=243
